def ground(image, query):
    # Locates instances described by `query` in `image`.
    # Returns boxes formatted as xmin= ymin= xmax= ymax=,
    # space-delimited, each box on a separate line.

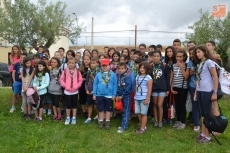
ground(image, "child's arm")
xmin=210 ymin=67 xmax=218 ymax=101
xmin=165 ymin=65 xmax=170 ymax=96
xmin=112 ymin=73 xmax=118 ymax=100
xmin=170 ymin=69 xmax=177 ymax=94
xmin=37 ymin=73 xmax=50 ymax=91
xmin=85 ymin=71 xmax=90 ymax=94
xmin=12 ymin=64 xmax=16 ymax=83
xmin=122 ymin=76 xmax=132 ymax=97
xmin=59 ymin=70 xmax=66 ymax=88
xmin=178 ymin=62 xmax=189 ymax=80
xmin=9 ymin=54 xmax=14 ymax=65
xmin=76 ymin=70 xmax=83 ymax=89
xmin=144 ymin=77 xmax=153 ymax=105
xmin=27 ymin=69 xmax=35 ymax=88
xmin=33 ymin=75 xmax=38 ymax=90
xmin=93 ymin=73 xmax=99 ymax=100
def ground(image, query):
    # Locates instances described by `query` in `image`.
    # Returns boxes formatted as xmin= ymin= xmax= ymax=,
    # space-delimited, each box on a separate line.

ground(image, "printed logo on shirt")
xmin=153 ymin=69 xmax=162 ymax=79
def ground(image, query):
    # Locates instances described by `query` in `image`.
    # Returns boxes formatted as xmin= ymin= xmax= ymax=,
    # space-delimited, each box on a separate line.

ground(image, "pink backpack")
xmin=26 ymin=88 xmax=40 ymax=109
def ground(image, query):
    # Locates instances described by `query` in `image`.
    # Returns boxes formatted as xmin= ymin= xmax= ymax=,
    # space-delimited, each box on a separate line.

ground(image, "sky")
xmin=34 ymin=0 xmax=230 ymax=47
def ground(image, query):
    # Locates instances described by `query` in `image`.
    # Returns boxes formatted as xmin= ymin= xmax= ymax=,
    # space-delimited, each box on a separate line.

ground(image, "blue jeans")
xmin=189 ymin=86 xmax=200 ymax=126
xmin=121 ymin=96 xmax=131 ymax=130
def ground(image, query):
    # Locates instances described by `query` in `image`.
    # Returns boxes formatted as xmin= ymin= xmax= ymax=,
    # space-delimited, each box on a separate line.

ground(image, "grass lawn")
xmin=0 ymin=88 xmax=230 ymax=153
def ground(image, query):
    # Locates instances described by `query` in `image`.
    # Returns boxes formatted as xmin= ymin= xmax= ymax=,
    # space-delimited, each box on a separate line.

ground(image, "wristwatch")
xmin=213 ymin=90 xmax=217 ymax=94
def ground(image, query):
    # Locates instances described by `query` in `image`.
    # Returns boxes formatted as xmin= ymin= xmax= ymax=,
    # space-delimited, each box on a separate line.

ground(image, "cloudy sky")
xmin=40 ymin=0 xmax=230 ymax=46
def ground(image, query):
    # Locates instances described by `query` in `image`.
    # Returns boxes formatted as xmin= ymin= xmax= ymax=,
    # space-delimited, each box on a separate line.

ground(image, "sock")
xmin=106 ymin=120 xmax=110 ymax=122
xmin=88 ymin=118 xmax=91 ymax=120
xmin=12 ymin=105 xmax=15 ymax=108
xmin=98 ymin=120 xmax=103 ymax=122
xmin=205 ymin=136 xmax=211 ymax=140
xmin=67 ymin=117 xmax=70 ymax=119
xmin=201 ymin=133 xmax=205 ymax=137
xmin=72 ymin=117 xmax=76 ymax=119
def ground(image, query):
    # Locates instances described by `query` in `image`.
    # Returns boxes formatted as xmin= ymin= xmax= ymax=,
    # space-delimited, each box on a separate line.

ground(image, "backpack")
xmin=203 ymin=105 xmax=228 ymax=145
xmin=212 ymin=62 xmax=230 ymax=95
xmin=26 ymin=88 xmax=40 ymax=110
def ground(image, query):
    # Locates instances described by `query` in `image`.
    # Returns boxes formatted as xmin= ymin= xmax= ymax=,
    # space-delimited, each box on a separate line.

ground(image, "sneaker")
xmin=34 ymin=117 xmax=39 ymax=121
xmin=105 ymin=121 xmax=110 ymax=130
xmin=162 ymin=119 xmax=167 ymax=125
xmin=27 ymin=114 xmax=32 ymax=120
xmin=21 ymin=106 xmax=24 ymax=112
xmin=36 ymin=117 xmax=42 ymax=122
xmin=47 ymin=109 xmax=52 ymax=115
xmin=136 ymin=128 xmax=146 ymax=134
xmin=177 ymin=123 xmax=185 ymax=130
xmin=154 ymin=122 xmax=158 ymax=128
xmin=43 ymin=109 xmax=46 ymax=114
xmin=117 ymin=129 xmax=125 ymax=133
xmin=194 ymin=126 xmax=200 ymax=132
xmin=118 ymin=127 xmax=122 ymax=130
xmin=71 ymin=118 xmax=76 ymax=125
xmin=198 ymin=137 xmax=211 ymax=144
xmin=22 ymin=114 xmax=27 ymax=120
xmin=167 ymin=119 xmax=172 ymax=125
xmin=158 ymin=122 xmax=163 ymax=128
xmin=94 ymin=115 xmax=98 ymax=120
xmin=10 ymin=107 xmax=16 ymax=113
xmin=172 ymin=121 xmax=181 ymax=128
xmin=85 ymin=118 xmax=91 ymax=124
xmin=65 ymin=118 xmax=71 ymax=125
xmin=98 ymin=121 xmax=103 ymax=129
xmin=195 ymin=134 xmax=204 ymax=141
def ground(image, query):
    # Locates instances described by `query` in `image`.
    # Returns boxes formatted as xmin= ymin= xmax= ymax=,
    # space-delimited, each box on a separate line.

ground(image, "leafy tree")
xmin=186 ymin=9 xmax=230 ymax=70
xmin=0 ymin=0 xmax=84 ymax=51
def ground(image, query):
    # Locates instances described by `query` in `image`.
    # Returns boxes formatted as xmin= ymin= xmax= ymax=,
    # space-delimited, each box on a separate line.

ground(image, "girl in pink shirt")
xmin=9 ymin=45 xmax=21 ymax=91
xmin=60 ymin=57 xmax=83 ymax=125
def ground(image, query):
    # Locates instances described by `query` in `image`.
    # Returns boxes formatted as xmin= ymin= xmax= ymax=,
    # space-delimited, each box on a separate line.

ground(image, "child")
xmin=37 ymin=46 xmax=44 ymax=58
xmin=170 ymin=50 xmax=189 ymax=129
xmin=134 ymin=57 xmax=144 ymax=76
xmin=151 ymin=50 xmax=170 ymax=128
xmin=116 ymin=62 xmax=132 ymax=133
xmin=147 ymin=51 xmax=154 ymax=74
xmin=121 ymin=48 xmax=130 ymax=60
xmin=108 ymin=48 xmax=115 ymax=61
xmin=163 ymin=46 xmax=176 ymax=124
xmin=79 ymin=55 xmax=91 ymax=118
xmin=128 ymin=49 xmax=135 ymax=68
xmin=48 ymin=57 xmax=62 ymax=120
xmin=83 ymin=49 xmax=91 ymax=56
xmin=58 ymin=47 xmax=66 ymax=64
xmin=85 ymin=57 xmax=100 ymax=123
xmin=9 ymin=45 xmax=21 ymax=91
xmin=172 ymin=39 xmax=181 ymax=52
xmin=187 ymin=47 xmax=200 ymax=132
xmin=10 ymin=53 xmax=27 ymax=113
xmin=60 ymin=57 xmax=83 ymax=125
xmin=33 ymin=53 xmax=41 ymax=67
xmin=61 ymin=50 xmax=79 ymax=71
xmin=75 ymin=52 xmax=82 ymax=67
xmin=93 ymin=58 xmax=117 ymax=129
xmin=193 ymin=45 xmax=218 ymax=144
xmin=110 ymin=51 xmax=120 ymax=72
xmin=92 ymin=49 xmax=99 ymax=58
xmin=119 ymin=55 xmax=129 ymax=64
xmin=33 ymin=60 xmax=50 ymax=121
xmin=133 ymin=51 xmax=142 ymax=61
xmin=134 ymin=61 xmax=153 ymax=134
xmin=54 ymin=51 xmax=61 ymax=60
xmin=21 ymin=57 xmax=34 ymax=118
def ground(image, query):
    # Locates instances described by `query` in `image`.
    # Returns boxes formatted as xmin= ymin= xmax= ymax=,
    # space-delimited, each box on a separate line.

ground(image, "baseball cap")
xmin=100 ymin=58 xmax=110 ymax=66
xmin=41 ymin=54 xmax=49 ymax=60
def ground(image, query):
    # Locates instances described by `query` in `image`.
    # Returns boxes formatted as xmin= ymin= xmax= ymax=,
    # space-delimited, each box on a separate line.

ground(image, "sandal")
xmin=53 ymin=115 xmax=57 ymax=120
xmin=57 ymin=115 xmax=62 ymax=120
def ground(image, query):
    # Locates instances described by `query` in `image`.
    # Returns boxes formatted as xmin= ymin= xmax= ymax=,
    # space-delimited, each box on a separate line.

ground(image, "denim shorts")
xmin=134 ymin=99 xmax=149 ymax=115
xmin=13 ymin=81 xmax=22 ymax=95
xmin=152 ymin=92 xmax=166 ymax=97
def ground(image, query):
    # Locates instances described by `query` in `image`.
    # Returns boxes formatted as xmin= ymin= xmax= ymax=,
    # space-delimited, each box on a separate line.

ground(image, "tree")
xmin=0 ymin=0 xmax=84 ymax=51
xmin=186 ymin=9 xmax=230 ymax=70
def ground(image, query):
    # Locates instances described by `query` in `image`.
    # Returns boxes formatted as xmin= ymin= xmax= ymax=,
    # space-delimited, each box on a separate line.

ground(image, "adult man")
xmin=187 ymin=41 xmax=196 ymax=50
xmin=58 ymin=47 xmax=66 ymax=64
xmin=173 ymin=39 xmax=181 ymax=52
xmin=148 ymin=45 xmax=156 ymax=52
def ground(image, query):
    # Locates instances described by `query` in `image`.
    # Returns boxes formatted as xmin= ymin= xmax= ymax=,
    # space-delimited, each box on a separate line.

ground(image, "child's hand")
xmin=177 ymin=61 xmax=183 ymax=69
xmin=143 ymin=99 xmax=149 ymax=105
xmin=34 ymin=86 xmax=37 ymax=91
xmin=112 ymin=96 xmax=115 ymax=100
xmin=86 ymin=90 xmax=90 ymax=95
xmin=189 ymin=70 xmax=194 ymax=76
xmin=24 ymin=86 xmax=28 ymax=92
xmin=171 ymin=89 xmax=178 ymax=94
xmin=211 ymin=93 xmax=217 ymax=102
xmin=116 ymin=96 xmax=119 ymax=102
xmin=166 ymin=91 xmax=169 ymax=96
xmin=19 ymin=75 xmax=22 ymax=79
xmin=93 ymin=96 xmax=96 ymax=100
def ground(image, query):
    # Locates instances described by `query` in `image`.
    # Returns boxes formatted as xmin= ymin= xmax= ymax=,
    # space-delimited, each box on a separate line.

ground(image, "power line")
xmin=80 ymin=35 xmax=186 ymax=39
xmin=81 ymin=30 xmax=193 ymax=34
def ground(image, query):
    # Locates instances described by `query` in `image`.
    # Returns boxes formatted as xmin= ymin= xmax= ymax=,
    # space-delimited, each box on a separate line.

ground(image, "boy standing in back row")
xmin=93 ymin=58 xmax=117 ymax=129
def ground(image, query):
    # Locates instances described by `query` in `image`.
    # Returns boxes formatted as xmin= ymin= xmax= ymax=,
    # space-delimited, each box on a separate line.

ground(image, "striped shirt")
xmin=172 ymin=63 xmax=188 ymax=89
xmin=134 ymin=74 xmax=152 ymax=100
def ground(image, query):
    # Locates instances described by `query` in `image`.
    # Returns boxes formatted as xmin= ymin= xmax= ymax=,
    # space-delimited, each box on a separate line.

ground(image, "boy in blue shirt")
xmin=93 ymin=58 xmax=117 ymax=129
xmin=116 ymin=62 xmax=132 ymax=133
xmin=10 ymin=53 xmax=27 ymax=113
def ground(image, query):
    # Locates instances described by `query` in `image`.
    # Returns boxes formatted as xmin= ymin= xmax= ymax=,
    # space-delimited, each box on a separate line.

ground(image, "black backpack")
xmin=203 ymin=105 xmax=228 ymax=145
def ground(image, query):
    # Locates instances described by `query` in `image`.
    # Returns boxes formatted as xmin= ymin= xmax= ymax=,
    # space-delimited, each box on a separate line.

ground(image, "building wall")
xmin=48 ymin=36 xmax=69 ymax=57
xmin=0 ymin=47 xmax=11 ymax=64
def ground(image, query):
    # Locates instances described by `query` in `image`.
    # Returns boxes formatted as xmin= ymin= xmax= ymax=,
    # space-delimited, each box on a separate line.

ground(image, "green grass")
xmin=0 ymin=88 xmax=230 ymax=153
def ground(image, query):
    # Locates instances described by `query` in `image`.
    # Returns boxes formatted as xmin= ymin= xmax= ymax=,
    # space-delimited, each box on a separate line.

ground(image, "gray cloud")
xmin=32 ymin=0 xmax=230 ymax=46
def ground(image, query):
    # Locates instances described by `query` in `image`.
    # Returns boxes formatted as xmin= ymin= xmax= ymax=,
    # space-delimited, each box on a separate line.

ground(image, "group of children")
xmin=9 ymin=39 xmax=221 ymax=143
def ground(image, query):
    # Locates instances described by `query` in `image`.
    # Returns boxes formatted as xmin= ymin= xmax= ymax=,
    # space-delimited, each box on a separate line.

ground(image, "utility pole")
xmin=72 ymin=12 xmax=78 ymax=50
xmin=135 ymin=25 xmax=137 ymax=49
xmin=91 ymin=17 xmax=94 ymax=51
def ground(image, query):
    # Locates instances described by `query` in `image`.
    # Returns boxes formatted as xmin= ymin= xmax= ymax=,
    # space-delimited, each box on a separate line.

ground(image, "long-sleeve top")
xmin=33 ymin=72 xmax=50 ymax=95
xmin=117 ymin=73 xmax=132 ymax=97
xmin=60 ymin=68 xmax=83 ymax=93
xmin=85 ymin=68 xmax=100 ymax=93
xmin=93 ymin=70 xmax=117 ymax=97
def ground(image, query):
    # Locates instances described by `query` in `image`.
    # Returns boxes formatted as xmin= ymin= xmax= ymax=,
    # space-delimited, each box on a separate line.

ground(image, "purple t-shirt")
xmin=196 ymin=59 xmax=215 ymax=92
